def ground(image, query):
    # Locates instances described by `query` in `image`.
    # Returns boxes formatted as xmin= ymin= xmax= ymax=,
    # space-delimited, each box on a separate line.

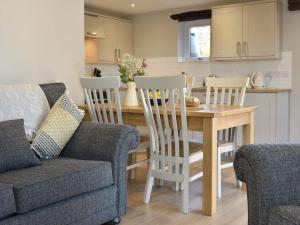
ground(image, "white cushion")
xmin=0 ymin=84 xmax=50 ymax=140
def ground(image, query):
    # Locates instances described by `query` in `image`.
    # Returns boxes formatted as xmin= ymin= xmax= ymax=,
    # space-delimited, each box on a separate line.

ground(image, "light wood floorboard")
xmin=121 ymin=161 xmax=248 ymax=225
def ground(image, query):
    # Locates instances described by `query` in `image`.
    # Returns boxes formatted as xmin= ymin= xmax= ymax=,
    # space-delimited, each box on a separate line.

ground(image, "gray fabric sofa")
xmin=0 ymin=83 xmax=139 ymax=225
xmin=234 ymin=144 xmax=300 ymax=225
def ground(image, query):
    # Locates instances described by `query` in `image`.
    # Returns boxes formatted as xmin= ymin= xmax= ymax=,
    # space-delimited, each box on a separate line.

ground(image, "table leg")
xmin=202 ymin=118 xmax=217 ymax=216
xmin=243 ymin=112 xmax=254 ymax=145
xmin=241 ymin=112 xmax=254 ymax=191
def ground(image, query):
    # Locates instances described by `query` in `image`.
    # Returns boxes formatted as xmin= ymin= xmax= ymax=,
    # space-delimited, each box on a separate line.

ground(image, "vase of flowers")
xmin=118 ymin=54 xmax=147 ymax=106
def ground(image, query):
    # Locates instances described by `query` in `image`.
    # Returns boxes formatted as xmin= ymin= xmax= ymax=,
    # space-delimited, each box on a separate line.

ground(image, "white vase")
xmin=124 ymin=82 xmax=139 ymax=106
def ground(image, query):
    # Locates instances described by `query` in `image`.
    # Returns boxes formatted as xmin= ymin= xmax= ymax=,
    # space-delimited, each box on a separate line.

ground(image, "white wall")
xmin=0 ymin=0 xmax=85 ymax=104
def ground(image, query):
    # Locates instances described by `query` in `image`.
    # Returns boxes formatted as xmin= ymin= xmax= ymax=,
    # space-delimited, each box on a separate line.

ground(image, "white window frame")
xmin=178 ymin=19 xmax=211 ymax=62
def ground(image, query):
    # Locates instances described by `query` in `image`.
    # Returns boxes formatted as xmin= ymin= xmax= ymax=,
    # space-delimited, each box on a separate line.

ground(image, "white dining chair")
xmin=135 ymin=75 xmax=203 ymax=214
xmin=184 ymin=74 xmax=195 ymax=97
xmin=80 ymin=76 xmax=150 ymax=179
xmin=205 ymin=76 xmax=250 ymax=198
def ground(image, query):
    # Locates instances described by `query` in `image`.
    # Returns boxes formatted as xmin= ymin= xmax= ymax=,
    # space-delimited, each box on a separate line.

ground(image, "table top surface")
xmin=80 ymin=104 xmax=257 ymax=118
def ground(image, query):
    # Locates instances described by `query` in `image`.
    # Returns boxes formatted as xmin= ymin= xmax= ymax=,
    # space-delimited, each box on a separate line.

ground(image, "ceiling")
xmin=84 ymin=0 xmax=238 ymax=16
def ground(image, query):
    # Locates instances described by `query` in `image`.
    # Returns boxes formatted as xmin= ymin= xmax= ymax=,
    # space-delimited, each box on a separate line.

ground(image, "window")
xmin=178 ymin=19 xmax=211 ymax=62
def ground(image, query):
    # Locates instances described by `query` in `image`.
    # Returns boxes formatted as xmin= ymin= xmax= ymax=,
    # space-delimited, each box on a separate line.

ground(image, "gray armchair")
xmin=234 ymin=144 xmax=300 ymax=225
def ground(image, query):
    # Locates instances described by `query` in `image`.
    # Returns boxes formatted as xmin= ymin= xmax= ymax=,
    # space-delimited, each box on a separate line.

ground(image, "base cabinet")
xmin=192 ymin=91 xmax=290 ymax=144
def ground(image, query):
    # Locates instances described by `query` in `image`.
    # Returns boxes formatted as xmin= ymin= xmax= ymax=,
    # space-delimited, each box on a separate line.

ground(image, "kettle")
xmin=250 ymin=72 xmax=271 ymax=88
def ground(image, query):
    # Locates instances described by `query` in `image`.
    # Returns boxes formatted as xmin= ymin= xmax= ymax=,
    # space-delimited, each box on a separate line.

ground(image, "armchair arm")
xmin=0 ymin=183 xmax=16 ymax=220
xmin=234 ymin=144 xmax=300 ymax=225
xmin=61 ymin=121 xmax=140 ymax=216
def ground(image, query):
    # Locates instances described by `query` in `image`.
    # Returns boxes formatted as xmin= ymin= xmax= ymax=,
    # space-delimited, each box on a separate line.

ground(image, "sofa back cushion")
xmin=0 ymin=119 xmax=41 ymax=173
xmin=39 ymin=83 xmax=66 ymax=108
xmin=0 ymin=84 xmax=51 ymax=140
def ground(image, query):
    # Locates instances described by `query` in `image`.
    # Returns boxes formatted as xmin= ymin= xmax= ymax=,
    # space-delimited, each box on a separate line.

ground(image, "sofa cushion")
xmin=39 ymin=83 xmax=66 ymax=108
xmin=0 ymin=183 xmax=16 ymax=219
xmin=269 ymin=206 xmax=300 ymax=225
xmin=0 ymin=119 xmax=41 ymax=173
xmin=0 ymin=84 xmax=50 ymax=140
xmin=32 ymin=92 xmax=84 ymax=159
xmin=0 ymin=186 xmax=117 ymax=225
xmin=0 ymin=158 xmax=113 ymax=213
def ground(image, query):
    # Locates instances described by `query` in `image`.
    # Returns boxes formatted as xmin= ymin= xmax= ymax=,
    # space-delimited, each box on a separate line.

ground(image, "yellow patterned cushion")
xmin=31 ymin=92 xmax=84 ymax=159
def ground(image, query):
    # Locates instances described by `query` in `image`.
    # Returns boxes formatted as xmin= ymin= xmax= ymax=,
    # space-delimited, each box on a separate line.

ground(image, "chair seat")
xmin=0 ymin=158 xmax=113 ymax=214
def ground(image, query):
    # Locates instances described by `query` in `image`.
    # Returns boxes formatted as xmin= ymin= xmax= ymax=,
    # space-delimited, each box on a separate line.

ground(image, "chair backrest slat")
xmin=80 ymin=77 xmax=122 ymax=124
xmin=170 ymin=89 xmax=179 ymax=172
xmin=213 ymin=88 xmax=218 ymax=104
xmin=160 ymin=89 xmax=172 ymax=173
xmin=106 ymin=89 xmax=115 ymax=124
xmin=92 ymin=89 xmax=103 ymax=123
xmin=220 ymin=88 xmax=226 ymax=104
xmin=205 ymin=77 xmax=250 ymax=107
xmin=136 ymin=76 xmax=188 ymax=178
xmin=99 ymin=89 xmax=109 ymax=123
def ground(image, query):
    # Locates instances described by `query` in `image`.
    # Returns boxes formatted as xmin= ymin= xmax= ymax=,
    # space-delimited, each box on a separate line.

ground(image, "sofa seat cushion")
xmin=0 ymin=158 xmax=113 ymax=213
xmin=269 ymin=206 xmax=300 ymax=225
xmin=0 ymin=183 xmax=16 ymax=219
xmin=0 ymin=186 xmax=117 ymax=225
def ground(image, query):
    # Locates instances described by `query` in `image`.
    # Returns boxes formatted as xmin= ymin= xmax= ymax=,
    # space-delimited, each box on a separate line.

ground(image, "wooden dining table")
xmin=80 ymin=104 xmax=256 ymax=216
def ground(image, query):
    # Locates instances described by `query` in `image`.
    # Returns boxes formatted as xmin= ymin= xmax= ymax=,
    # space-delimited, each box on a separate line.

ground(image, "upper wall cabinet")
xmin=97 ymin=17 xmax=133 ymax=63
xmin=85 ymin=13 xmax=133 ymax=64
xmin=212 ymin=1 xmax=282 ymax=61
xmin=84 ymin=14 xmax=105 ymax=38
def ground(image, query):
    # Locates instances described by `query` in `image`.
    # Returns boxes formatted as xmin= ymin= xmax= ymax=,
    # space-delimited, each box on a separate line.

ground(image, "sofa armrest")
xmin=61 ymin=121 xmax=139 ymax=216
xmin=0 ymin=183 xmax=16 ymax=220
xmin=234 ymin=144 xmax=300 ymax=225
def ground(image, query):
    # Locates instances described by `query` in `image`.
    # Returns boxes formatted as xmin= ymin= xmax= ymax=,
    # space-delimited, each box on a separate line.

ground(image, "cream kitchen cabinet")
xmin=97 ymin=16 xmax=133 ymax=63
xmin=84 ymin=14 xmax=105 ymax=38
xmin=212 ymin=6 xmax=243 ymax=59
xmin=212 ymin=0 xmax=282 ymax=60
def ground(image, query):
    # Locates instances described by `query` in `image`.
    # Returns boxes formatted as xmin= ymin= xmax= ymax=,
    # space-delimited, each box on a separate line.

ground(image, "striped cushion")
xmin=32 ymin=92 xmax=84 ymax=159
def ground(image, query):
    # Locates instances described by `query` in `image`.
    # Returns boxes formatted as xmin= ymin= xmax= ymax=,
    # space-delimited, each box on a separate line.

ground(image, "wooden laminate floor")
xmin=121 ymin=163 xmax=248 ymax=225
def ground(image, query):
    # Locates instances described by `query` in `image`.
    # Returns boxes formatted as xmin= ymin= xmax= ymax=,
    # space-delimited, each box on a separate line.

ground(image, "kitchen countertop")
xmin=192 ymin=87 xmax=291 ymax=93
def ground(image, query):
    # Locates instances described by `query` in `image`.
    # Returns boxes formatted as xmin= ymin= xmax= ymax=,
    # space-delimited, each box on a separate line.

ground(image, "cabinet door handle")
xmin=114 ymin=49 xmax=118 ymax=61
xmin=237 ymin=42 xmax=242 ymax=57
xmin=118 ymin=49 xmax=121 ymax=60
xmin=243 ymin=41 xmax=248 ymax=57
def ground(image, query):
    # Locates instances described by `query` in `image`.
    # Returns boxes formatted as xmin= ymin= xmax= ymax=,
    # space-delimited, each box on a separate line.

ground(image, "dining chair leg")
xmin=217 ymin=152 xmax=222 ymax=198
xmin=182 ymin=164 xmax=189 ymax=214
xmin=144 ymin=160 xmax=155 ymax=203
xmin=130 ymin=153 xmax=137 ymax=180
xmin=180 ymin=165 xmax=184 ymax=191
xmin=175 ymin=165 xmax=180 ymax=191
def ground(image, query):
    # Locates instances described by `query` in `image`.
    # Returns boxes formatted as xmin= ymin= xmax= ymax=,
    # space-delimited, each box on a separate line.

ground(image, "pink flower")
xmin=142 ymin=58 xmax=147 ymax=68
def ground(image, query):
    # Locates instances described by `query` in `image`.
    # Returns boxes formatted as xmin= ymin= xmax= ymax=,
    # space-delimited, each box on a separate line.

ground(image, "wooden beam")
xmin=289 ymin=0 xmax=300 ymax=11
